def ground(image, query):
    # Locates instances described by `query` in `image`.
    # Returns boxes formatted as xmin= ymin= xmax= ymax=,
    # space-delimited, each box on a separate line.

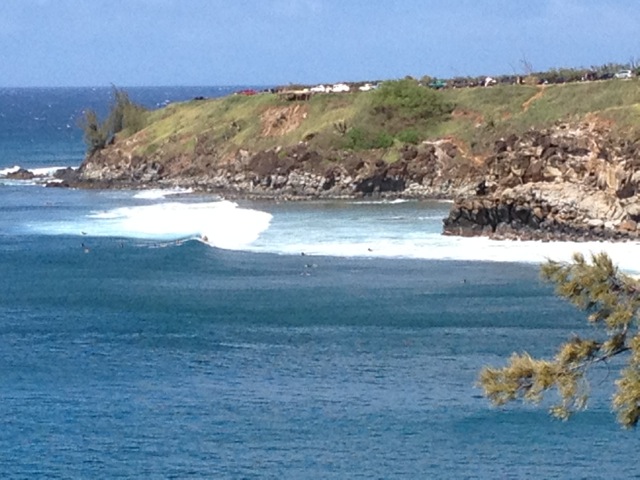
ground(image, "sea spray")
xmin=133 ymin=188 xmax=194 ymax=200
xmin=30 ymin=200 xmax=273 ymax=250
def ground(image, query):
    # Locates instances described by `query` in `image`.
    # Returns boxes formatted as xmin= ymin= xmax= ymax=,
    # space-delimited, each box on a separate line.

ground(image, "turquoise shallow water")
xmin=1 ymin=88 xmax=640 ymax=478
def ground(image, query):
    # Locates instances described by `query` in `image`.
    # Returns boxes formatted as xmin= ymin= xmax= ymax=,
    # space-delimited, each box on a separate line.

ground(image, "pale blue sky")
xmin=1 ymin=0 xmax=638 ymax=86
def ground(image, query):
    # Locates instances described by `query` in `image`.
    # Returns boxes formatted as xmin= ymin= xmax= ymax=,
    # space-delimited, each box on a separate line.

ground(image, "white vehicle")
xmin=330 ymin=83 xmax=350 ymax=93
xmin=614 ymin=70 xmax=633 ymax=79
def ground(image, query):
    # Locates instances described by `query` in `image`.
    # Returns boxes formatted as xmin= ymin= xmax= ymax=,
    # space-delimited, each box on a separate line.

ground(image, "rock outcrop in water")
xmin=443 ymin=122 xmax=640 ymax=241
xmin=6 ymin=168 xmax=35 ymax=180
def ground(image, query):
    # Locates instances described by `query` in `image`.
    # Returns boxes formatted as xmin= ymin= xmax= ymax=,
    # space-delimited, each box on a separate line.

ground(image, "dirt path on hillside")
xmin=522 ymin=86 xmax=546 ymax=112
xmin=261 ymin=104 xmax=308 ymax=137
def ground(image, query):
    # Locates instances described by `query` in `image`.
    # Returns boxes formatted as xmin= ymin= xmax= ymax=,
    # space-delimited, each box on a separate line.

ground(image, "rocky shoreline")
xmin=51 ymin=138 xmax=481 ymax=200
xmin=443 ymin=183 xmax=640 ymax=242
xmin=10 ymin=121 xmax=640 ymax=243
xmin=443 ymin=123 xmax=640 ymax=241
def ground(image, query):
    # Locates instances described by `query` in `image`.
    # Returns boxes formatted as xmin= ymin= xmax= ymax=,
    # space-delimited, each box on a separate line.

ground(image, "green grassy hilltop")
xmin=103 ymin=78 xmax=640 ymax=165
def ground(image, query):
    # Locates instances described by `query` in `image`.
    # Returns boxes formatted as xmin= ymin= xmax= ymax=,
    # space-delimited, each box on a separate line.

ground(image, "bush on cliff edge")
xmin=370 ymin=78 xmax=454 ymax=128
xmin=341 ymin=78 xmax=454 ymax=150
xmin=80 ymin=87 xmax=148 ymax=154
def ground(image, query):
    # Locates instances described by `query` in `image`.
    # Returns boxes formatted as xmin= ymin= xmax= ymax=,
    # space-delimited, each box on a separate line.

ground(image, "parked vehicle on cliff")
xmin=428 ymin=79 xmax=447 ymax=89
xmin=614 ymin=70 xmax=633 ymax=79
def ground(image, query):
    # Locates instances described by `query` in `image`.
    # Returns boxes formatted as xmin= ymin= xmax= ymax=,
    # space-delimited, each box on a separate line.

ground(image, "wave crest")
xmin=36 ymin=200 xmax=272 ymax=250
xmin=133 ymin=188 xmax=194 ymax=200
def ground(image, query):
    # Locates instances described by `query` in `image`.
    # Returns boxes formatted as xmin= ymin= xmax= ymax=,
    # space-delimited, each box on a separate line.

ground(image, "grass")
xmin=425 ymin=79 xmax=640 ymax=151
xmin=124 ymin=78 xmax=640 ymax=160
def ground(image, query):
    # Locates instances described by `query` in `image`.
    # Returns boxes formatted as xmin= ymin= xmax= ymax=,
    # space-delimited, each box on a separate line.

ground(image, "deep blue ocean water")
xmin=1 ymin=88 xmax=639 ymax=478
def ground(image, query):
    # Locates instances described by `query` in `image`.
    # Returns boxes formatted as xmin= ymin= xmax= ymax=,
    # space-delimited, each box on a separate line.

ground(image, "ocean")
xmin=1 ymin=87 xmax=639 ymax=479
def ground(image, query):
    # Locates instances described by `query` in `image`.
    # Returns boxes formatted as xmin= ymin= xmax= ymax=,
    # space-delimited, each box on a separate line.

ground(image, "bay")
xmin=1 ymin=88 xmax=638 ymax=479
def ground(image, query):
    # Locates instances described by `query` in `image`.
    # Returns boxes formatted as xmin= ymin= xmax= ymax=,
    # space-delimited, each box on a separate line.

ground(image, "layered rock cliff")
xmin=70 ymin=137 xmax=481 ymax=199
xmin=443 ymin=122 xmax=640 ymax=241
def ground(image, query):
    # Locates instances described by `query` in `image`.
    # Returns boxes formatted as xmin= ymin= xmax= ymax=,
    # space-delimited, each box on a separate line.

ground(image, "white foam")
xmin=250 ymin=232 xmax=640 ymax=275
xmin=133 ymin=188 xmax=194 ymax=200
xmin=30 ymin=166 xmax=75 ymax=177
xmin=0 ymin=179 xmax=39 ymax=187
xmin=427 ymin=236 xmax=640 ymax=273
xmin=0 ymin=165 xmax=75 ymax=178
xmin=33 ymin=200 xmax=272 ymax=250
xmin=0 ymin=165 xmax=21 ymax=176
xmin=350 ymin=199 xmax=413 ymax=205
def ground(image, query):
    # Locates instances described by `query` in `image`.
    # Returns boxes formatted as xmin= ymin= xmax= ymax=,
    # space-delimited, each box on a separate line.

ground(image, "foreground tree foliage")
xmin=479 ymin=252 xmax=640 ymax=428
xmin=80 ymin=87 xmax=147 ymax=154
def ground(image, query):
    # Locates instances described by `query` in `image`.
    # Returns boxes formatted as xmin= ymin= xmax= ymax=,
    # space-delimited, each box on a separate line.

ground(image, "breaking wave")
xmin=17 ymin=188 xmax=640 ymax=275
xmin=0 ymin=165 xmax=21 ymax=176
xmin=133 ymin=188 xmax=194 ymax=200
xmin=0 ymin=165 xmax=75 ymax=187
xmin=0 ymin=165 xmax=74 ymax=177
xmin=31 ymin=200 xmax=272 ymax=250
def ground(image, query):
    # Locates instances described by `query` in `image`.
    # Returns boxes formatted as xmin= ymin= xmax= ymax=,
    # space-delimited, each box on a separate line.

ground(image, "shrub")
xmin=346 ymin=127 xmax=394 ymax=150
xmin=346 ymin=127 xmax=370 ymax=150
xmin=79 ymin=109 xmax=109 ymax=154
xmin=396 ymin=129 xmax=420 ymax=144
xmin=80 ymin=87 xmax=148 ymax=154
xmin=369 ymin=78 xmax=454 ymax=125
xmin=372 ymin=132 xmax=394 ymax=148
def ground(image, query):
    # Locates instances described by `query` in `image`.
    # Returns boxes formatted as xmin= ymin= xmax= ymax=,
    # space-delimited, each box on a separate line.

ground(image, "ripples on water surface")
xmin=2 ymin=233 xmax=637 ymax=478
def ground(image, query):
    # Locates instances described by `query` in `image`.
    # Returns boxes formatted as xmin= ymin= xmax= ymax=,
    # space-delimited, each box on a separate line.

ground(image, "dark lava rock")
xmin=6 ymin=168 xmax=34 ymax=180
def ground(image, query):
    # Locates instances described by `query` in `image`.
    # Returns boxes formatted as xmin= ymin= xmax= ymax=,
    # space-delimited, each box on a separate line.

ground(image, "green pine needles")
xmin=479 ymin=252 xmax=640 ymax=428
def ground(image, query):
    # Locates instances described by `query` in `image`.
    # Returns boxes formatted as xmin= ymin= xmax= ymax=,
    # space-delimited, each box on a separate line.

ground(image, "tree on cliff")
xmin=80 ymin=87 xmax=147 ymax=154
xmin=370 ymin=78 xmax=453 ymax=127
xmin=479 ymin=252 xmax=640 ymax=428
xmin=343 ymin=78 xmax=454 ymax=149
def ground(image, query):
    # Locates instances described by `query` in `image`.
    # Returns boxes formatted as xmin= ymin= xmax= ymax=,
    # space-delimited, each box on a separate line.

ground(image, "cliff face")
xmin=74 ymin=137 xmax=481 ymax=199
xmin=443 ymin=122 xmax=640 ymax=241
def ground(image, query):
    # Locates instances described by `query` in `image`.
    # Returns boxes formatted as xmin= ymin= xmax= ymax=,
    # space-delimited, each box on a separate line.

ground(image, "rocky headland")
xmin=40 ymin=80 xmax=640 ymax=242
xmin=61 ymin=121 xmax=640 ymax=242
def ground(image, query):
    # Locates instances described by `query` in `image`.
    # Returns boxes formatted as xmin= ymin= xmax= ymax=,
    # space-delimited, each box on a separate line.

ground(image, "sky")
xmin=0 ymin=0 xmax=639 ymax=87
